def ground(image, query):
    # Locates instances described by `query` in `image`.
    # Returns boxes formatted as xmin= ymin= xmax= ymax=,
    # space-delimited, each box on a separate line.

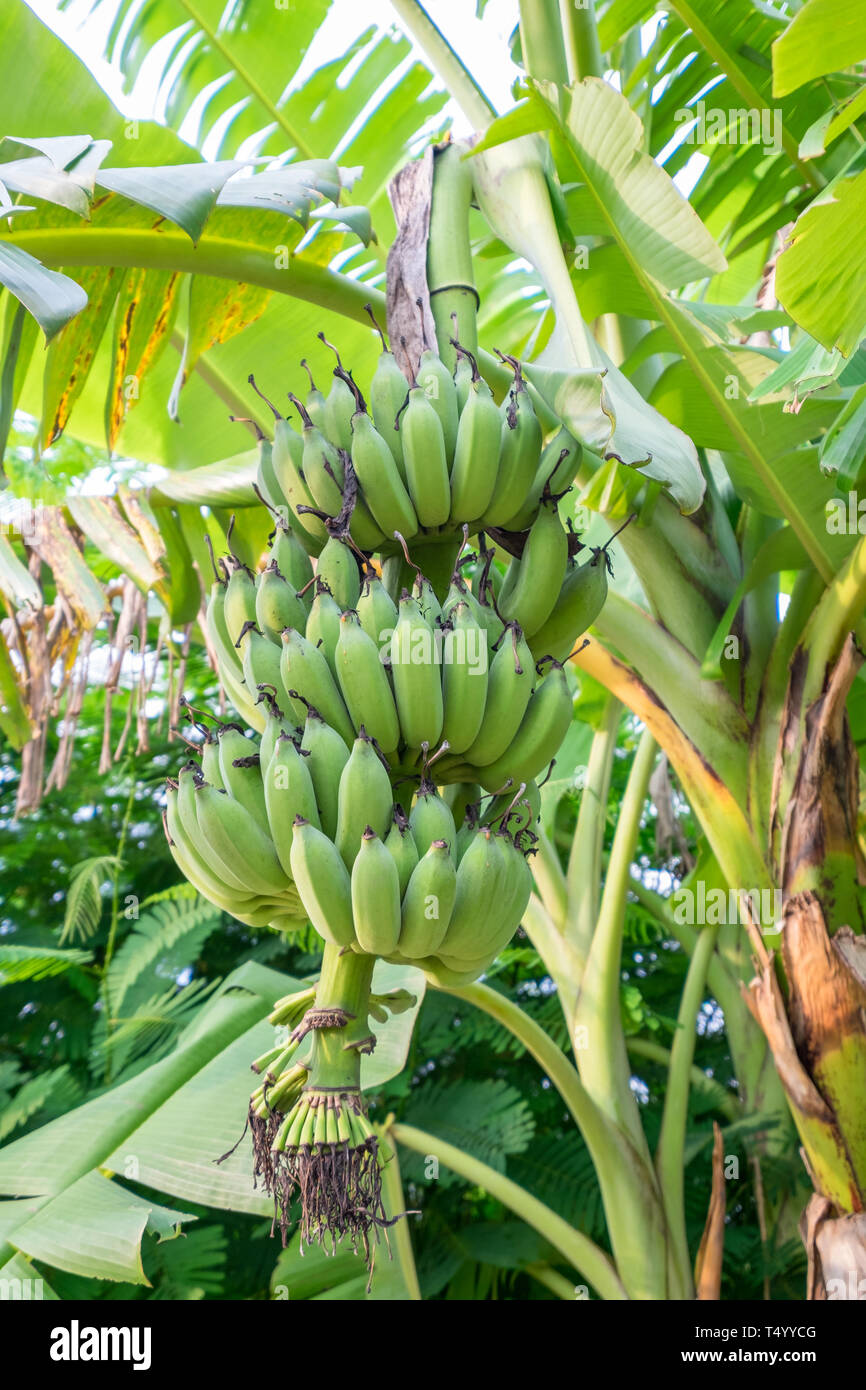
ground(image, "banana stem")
xmin=525 ymin=1262 xmax=579 ymax=1299
xmin=518 ymin=0 xmax=569 ymax=83
xmin=306 ymin=946 xmax=375 ymax=1092
xmin=531 ymin=826 xmax=568 ymax=928
xmin=655 ymin=923 xmax=720 ymax=1298
xmin=565 ymin=695 xmax=620 ymax=959
xmin=560 ymin=0 xmax=604 ymax=81
xmin=375 ymin=1121 xmax=422 ymax=1300
xmin=572 ymin=729 xmax=657 ymax=1154
xmin=389 ymin=1121 xmax=628 ymax=1299
xmin=427 ymin=144 xmax=478 ymax=370
xmin=435 ymin=979 xmax=669 ymax=1299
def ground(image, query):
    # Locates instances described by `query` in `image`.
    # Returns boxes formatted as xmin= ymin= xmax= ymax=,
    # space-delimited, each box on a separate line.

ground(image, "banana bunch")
xmin=286 ymin=747 xmax=537 ymax=978
xmin=252 ymin=325 xmax=583 ymax=561
xmin=205 ymin=522 xmax=603 ymax=786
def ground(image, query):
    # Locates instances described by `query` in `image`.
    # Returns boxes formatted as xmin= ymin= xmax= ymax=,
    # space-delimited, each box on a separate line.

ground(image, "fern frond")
xmin=106 ymin=896 xmax=222 ymax=1015
xmin=0 ymin=943 xmax=93 ymax=984
xmin=401 ymin=1080 xmax=535 ymax=1186
xmin=141 ymin=883 xmax=199 ymax=908
xmin=60 ymin=855 xmax=121 ymax=944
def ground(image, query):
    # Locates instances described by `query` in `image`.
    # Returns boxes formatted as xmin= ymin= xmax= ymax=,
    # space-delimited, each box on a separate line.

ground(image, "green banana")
xmin=351 ymin=828 xmax=402 ymax=955
xmin=217 ymin=726 xmax=269 ymax=834
xmin=271 ymin=412 xmax=328 ymax=548
xmin=238 ymin=622 xmax=292 ymax=713
xmin=472 ymin=832 xmax=532 ymax=958
xmin=411 ymin=568 xmax=442 ymax=627
xmin=223 ymin=562 xmax=258 ymax=646
xmin=439 ymin=827 xmax=506 ymax=960
xmin=334 ymin=611 xmax=401 ymax=753
xmin=418 ymin=955 xmax=493 ymax=988
xmin=299 ymin=358 xmax=326 ymax=430
xmin=482 ymin=779 xmax=540 ymax=833
xmin=335 ymin=732 xmax=394 ymax=869
xmin=399 ymin=387 xmax=451 ymax=527
xmin=280 ymin=627 xmax=355 ymax=747
xmin=357 ymin=575 xmax=398 ymax=650
xmin=441 ymin=601 xmax=489 ymax=755
xmin=443 ymin=780 xmax=482 ymax=829
xmin=291 ymin=394 xmax=345 ymax=517
xmin=389 ymin=592 xmax=444 ymax=751
xmin=289 ymin=817 xmax=356 ymax=948
xmin=165 ymin=787 xmax=266 ymax=923
xmin=350 ymin=410 xmax=418 ymax=540
xmin=315 ymin=536 xmax=360 ymax=610
xmin=258 ymin=691 xmax=297 ymax=779
xmin=409 ymin=779 xmax=457 ymax=861
xmin=300 ymin=706 xmax=350 ymax=840
xmin=176 ymin=763 xmax=249 ymax=894
xmin=304 ymin=579 xmax=343 ymax=676
xmin=264 ymin=733 xmax=320 ymax=875
xmin=270 ymin=517 xmax=314 ymax=594
xmin=398 ymin=840 xmax=457 ymax=958
xmin=463 ymin=623 xmax=534 ymax=767
xmin=417 ymin=348 xmax=459 ymax=462
xmin=195 ymin=782 xmax=292 ymax=897
xmin=501 ymin=426 xmax=581 ymax=532
xmin=528 ymin=549 xmax=609 ymax=663
xmin=498 ymin=499 xmax=568 ymax=637
xmin=367 ymin=333 xmax=409 ymax=477
xmin=255 ymin=560 xmax=306 ymax=642
xmin=472 ymin=659 xmax=572 ymax=792
xmin=385 ymin=806 xmax=419 ymax=897
xmin=255 ymin=436 xmax=282 ymax=513
xmin=448 ymin=348 xmax=502 ymax=522
xmin=200 ymin=732 xmax=225 ymax=790
xmin=324 ymin=372 xmax=356 ymax=453
xmin=453 ymin=352 xmax=473 ymax=412
xmin=481 ymin=361 xmax=542 ymax=529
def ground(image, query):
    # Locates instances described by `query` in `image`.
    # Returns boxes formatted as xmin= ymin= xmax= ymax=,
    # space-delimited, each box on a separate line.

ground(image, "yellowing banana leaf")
xmin=0 ymin=532 xmax=41 ymax=609
xmin=0 ymin=634 xmax=32 ymax=750
xmin=67 ymin=495 xmax=161 ymax=591
xmin=41 ymin=263 xmax=121 ymax=450
xmin=104 ymin=266 xmax=182 ymax=451
xmin=32 ymin=510 xmax=105 ymax=629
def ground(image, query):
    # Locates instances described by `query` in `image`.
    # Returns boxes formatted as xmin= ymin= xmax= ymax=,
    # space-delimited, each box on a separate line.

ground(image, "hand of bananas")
xmin=165 ymin=688 xmax=539 ymax=981
xmin=253 ymin=328 xmax=585 ymax=560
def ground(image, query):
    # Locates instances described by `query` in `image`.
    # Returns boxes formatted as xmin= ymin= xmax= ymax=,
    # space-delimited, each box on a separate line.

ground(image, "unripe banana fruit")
xmin=351 ymin=828 xmax=402 ymax=954
xmin=334 ymin=611 xmax=400 ymax=753
xmin=398 ymin=840 xmax=456 ymax=957
xmin=335 ymin=732 xmax=393 ymax=869
xmin=289 ymin=817 xmax=356 ymax=948
xmin=498 ymin=499 xmax=568 ymax=637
